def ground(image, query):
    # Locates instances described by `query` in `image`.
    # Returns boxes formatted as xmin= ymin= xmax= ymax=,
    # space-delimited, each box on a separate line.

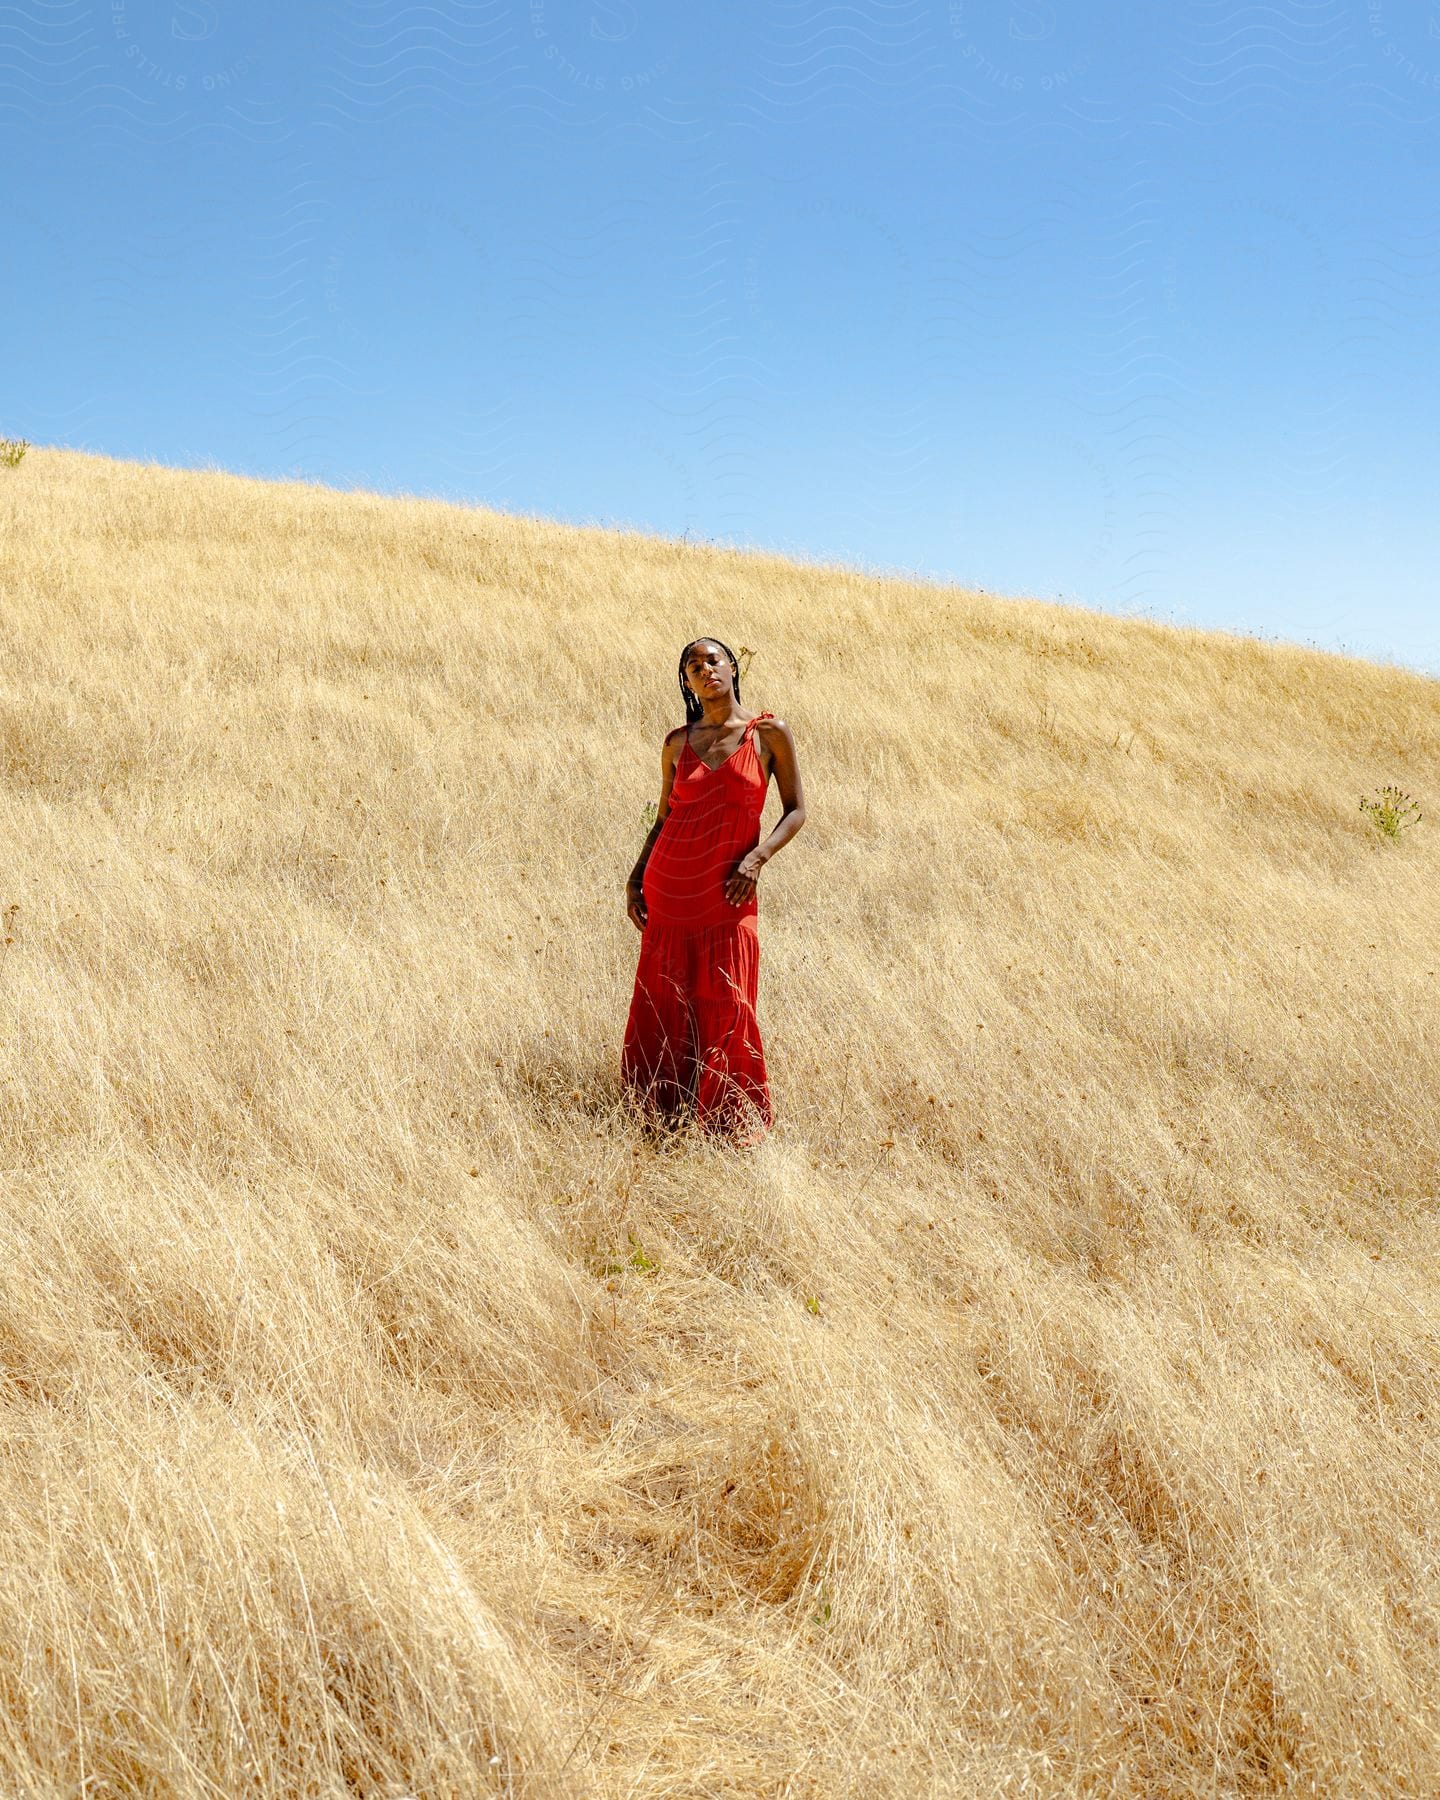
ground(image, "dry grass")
xmin=0 ymin=444 xmax=1436 ymax=1796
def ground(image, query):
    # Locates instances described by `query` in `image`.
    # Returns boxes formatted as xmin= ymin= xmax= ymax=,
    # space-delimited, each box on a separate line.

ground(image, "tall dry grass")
xmin=0 ymin=444 xmax=1436 ymax=1796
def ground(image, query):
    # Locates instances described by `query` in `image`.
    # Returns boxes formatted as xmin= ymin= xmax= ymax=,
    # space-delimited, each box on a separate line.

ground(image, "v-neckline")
xmin=686 ymin=714 xmax=756 ymax=776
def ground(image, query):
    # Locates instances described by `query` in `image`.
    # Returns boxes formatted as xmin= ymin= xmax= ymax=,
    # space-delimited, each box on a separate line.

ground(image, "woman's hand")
xmin=725 ymin=850 xmax=766 ymax=908
xmin=626 ymin=879 xmax=648 ymax=932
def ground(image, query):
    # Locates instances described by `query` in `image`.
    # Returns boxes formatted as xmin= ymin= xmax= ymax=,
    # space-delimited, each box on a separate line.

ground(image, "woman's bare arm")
xmin=751 ymin=716 xmax=805 ymax=866
xmin=626 ymin=728 xmax=684 ymax=926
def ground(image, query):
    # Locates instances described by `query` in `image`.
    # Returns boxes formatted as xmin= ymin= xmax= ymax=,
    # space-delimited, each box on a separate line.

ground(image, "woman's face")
xmin=684 ymin=642 xmax=731 ymax=702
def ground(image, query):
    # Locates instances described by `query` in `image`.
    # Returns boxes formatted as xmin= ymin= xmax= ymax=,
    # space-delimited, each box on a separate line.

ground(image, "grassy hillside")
xmin=0 ymin=445 xmax=1436 ymax=1796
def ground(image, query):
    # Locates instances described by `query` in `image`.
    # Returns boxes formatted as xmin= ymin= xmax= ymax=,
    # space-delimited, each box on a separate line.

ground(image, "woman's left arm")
xmin=727 ymin=719 xmax=806 ymax=904
xmin=752 ymin=716 xmax=805 ymax=866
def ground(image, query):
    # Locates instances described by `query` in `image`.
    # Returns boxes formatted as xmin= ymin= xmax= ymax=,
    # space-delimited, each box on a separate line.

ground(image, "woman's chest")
xmin=674 ymin=754 xmax=768 ymax=807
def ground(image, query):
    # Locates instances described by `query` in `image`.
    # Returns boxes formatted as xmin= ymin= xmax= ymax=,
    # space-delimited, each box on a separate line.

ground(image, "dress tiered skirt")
xmin=621 ymin=913 xmax=771 ymax=1143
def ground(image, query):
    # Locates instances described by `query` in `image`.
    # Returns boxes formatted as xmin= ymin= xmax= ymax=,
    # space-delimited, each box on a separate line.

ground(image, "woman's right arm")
xmin=625 ymin=729 xmax=682 ymax=930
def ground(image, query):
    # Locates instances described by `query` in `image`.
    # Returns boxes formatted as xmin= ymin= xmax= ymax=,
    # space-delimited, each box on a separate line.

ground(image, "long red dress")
xmin=621 ymin=711 xmax=775 ymax=1144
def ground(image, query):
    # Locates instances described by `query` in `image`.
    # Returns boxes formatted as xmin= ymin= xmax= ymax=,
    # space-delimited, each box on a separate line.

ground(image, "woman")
xmin=621 ymin=638 xmax=806 ymax=1146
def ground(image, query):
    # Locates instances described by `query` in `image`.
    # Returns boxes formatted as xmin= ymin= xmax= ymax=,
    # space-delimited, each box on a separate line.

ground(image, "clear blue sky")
xmin=6 ymin=2 xmax=1438 ymax=676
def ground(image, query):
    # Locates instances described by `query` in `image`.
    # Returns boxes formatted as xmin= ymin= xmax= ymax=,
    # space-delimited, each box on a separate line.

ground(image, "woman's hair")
xmin=677 ymin=638 xmax=742 ymax=725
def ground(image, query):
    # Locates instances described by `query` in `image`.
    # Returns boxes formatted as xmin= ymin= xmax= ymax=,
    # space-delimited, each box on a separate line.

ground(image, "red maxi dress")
xmin=621 ymin=711 xmax=776 ymax=1143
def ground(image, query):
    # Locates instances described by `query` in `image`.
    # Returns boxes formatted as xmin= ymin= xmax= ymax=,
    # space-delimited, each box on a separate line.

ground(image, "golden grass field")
xmin=0 ymin=444 xmax=1436 ymax=1797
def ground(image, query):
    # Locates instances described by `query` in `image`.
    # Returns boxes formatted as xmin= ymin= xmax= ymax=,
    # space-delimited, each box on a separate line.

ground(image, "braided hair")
xmin=677 ymin=638 xmax=743 ymax=726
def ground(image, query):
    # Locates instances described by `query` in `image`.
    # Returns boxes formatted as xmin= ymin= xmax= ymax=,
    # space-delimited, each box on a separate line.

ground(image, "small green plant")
xmin=627 ymin=1234 xmax=657 ymax=1273
xmin=1359 ymin=785 xmax=1422 ymax=840
xmin=642 ymin=799 xmax=658 ymax=831
xmin=0 ymin=438 xmax=28 ymax=469
xmin=804 ymin=1295 xmax=821 ymax=1316
xmin=811 ymin=1577 xmax=831 ymax=1626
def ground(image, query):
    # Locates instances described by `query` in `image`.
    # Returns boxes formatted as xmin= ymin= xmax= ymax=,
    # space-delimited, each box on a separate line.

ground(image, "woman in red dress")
xmin=622 ymin=638 xmax=806 ymax=1146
